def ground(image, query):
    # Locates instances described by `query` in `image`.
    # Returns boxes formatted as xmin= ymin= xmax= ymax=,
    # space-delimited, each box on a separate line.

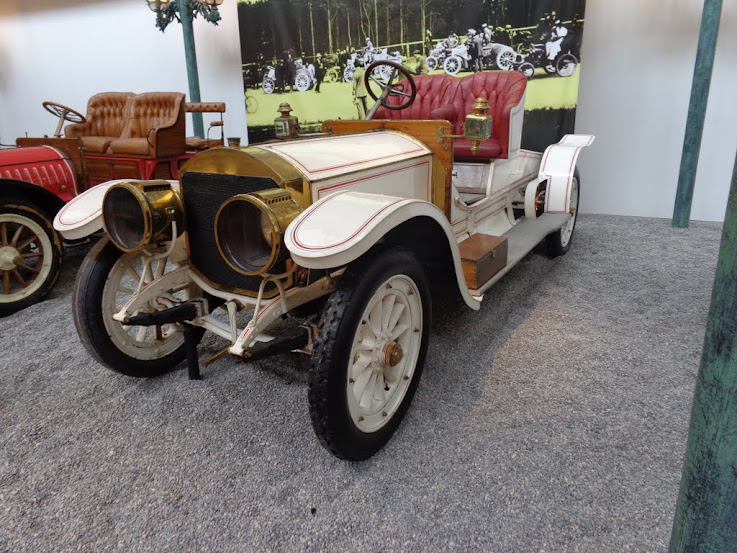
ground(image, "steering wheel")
xmin=364 ymin=61 xmax=417 ymax=120
xmin=42 ymin=101 xmax=86 ymax=138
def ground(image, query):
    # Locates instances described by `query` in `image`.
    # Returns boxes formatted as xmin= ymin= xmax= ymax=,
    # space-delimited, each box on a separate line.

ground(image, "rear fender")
xmin=285 ymin=191 xmax=480 ymax=310
xmin=53 ymin=179 xmax=179 ymax=240
xmin=538 ymin=134 xmax=595 ymax=213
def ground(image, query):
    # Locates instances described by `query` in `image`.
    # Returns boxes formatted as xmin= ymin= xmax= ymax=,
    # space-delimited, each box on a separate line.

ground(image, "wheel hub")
xmin=0 ymin=246 xmax=20 ymax=271
xmin=382 ymin=340 xmax=403 ymax=367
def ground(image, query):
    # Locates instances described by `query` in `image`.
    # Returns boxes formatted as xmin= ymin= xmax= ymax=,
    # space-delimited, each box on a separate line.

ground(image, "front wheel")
xmin=308 ymin=247 xmax=431 ymax=460
xmin=518 ymin=62 xmax=535 ymax=79
xmin=295 ymin=72 xmax=311 ymax=91
xmin=425 ymin=56 xmax=438 ymax=71
xmin=496 ymin=49 xmax=516 ymax=71
xmin=545 ymin=170 xmax=580 ymax=257
xmin=73 ymin=238 xmax=204 ymax=377
xmin=0 ymin=203 xmax=63 ymax=317
xmin=443 ymin=55 xmax=462 ymax=75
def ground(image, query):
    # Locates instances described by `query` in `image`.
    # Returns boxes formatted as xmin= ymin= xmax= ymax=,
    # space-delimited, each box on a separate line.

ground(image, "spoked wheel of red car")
xmin=73 ymin=238 xmax=204 ymax=377
xmin=42 ymin=101 xmax=86 ymax=138
xmin=546 ymin=170 xmax=580 ymax=256
xmin=364 ymin=60 xmax=417 ymax=119
xmin=0 ymin=203 xmax=63 ymax=317
xmin=308 ymin=247 xmax=431 ymax=460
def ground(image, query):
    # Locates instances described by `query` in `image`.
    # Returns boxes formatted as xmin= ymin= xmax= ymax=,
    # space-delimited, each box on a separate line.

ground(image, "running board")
xmin=470 ymin=213 xmax=571 ymax=296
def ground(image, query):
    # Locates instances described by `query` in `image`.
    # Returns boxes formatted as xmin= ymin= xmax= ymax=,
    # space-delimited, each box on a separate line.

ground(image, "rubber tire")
xmin=308 ymin=247 xmax=431 ymax=461
xmin=0 ymin=202 xmax=63 ymax=317
xmin=545 ymin=169 xmax=580 ymax=257
xmin=425 ymin=56 xmax=438 ymax=71
xmin=73 ymin=238 xmax=204 ymax=377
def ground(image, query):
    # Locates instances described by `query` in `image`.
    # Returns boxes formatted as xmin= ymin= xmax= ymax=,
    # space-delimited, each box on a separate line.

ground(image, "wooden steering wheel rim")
xmin=42 ymin=101 xmax=86 ymax=124
xmin=364 ymin=61 xmax=417 ymax=111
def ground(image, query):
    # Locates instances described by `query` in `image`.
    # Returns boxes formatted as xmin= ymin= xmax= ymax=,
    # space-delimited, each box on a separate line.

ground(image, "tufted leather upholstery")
xmin=109 ymin=92 xmax=186 ymax=158
xmin=374 ymin=71 xmax=527 ymax=161
xmin=64 ymin=92 xmax=134 ymax=153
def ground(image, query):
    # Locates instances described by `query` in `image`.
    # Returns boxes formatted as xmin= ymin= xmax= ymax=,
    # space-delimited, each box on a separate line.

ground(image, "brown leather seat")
xmin=64 ymin=92 xmax=134 ymax=153
xmin=109 ymin=92 xmax=186 ymax=158
xmin=374 ymin=71 xmax=527 ymax=161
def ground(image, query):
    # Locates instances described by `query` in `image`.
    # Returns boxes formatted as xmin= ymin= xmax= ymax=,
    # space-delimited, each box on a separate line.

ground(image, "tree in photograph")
xmin=308 ymin=1 xmax=316 ymax=56
xmin=320 ymin=0 xmax=339 ymax=54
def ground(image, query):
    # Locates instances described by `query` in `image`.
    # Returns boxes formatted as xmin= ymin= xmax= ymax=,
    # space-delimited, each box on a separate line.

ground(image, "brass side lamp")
xmin=438 ymin=97 xmax=494 ymax=155
xmin=274 ymin=103 xmax=299 ymax=139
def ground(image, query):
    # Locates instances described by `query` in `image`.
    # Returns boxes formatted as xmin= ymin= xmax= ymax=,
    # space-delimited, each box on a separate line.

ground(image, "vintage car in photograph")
xmin=0 ymin=93 xmax=225 ymax=316
xmin=55 ymin=63 xmax=593 ymax=460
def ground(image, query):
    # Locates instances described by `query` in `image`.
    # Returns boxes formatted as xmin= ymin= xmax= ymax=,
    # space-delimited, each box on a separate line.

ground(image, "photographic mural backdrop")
xmin=237 ymin=0 xmax=586 ymax=149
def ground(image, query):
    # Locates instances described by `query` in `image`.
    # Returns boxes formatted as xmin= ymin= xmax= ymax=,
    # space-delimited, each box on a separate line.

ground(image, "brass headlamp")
xmin=214 ymin=188 xmax=302 ymax=276
xmin=102 ymin=180 xmax=184 ymax=253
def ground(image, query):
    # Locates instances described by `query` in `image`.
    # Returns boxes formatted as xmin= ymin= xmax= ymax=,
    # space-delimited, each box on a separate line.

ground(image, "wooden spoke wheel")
xmin=0 ymin=203 xmax=62 ymax=316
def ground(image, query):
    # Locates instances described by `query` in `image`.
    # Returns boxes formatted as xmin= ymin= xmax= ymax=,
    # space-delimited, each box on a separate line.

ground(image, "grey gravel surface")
xmin=0 ymin=215 xmax=723 ymax=552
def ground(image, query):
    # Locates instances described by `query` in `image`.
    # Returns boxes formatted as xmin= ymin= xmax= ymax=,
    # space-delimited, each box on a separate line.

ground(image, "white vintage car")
xmin=54 ymin=62 xmax=593 ymax=460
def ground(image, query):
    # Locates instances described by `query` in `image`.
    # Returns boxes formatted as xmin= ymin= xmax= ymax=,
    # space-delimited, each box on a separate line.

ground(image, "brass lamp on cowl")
xmin=463 ymin=98 xmax=494 ymax=155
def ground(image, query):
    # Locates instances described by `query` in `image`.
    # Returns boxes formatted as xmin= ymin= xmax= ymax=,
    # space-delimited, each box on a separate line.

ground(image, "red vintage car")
xmin=0 ymin=93 xmax=225 ymax=316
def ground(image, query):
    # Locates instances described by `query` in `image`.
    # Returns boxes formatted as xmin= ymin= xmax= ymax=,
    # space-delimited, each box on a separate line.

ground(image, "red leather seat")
xmin=374 ymin=71 xmax=527 ymax=161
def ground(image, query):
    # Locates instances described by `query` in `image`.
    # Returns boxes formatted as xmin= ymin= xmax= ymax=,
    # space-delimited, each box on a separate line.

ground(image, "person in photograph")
xmin=363 ymin=37 xmax=375 ymax=66
xmin=314 ymin=53 xmax=324 ymax=93
xmin=471 ymin=29 xmax=485 ymax=72
xmin=481 ymin=23 xmax=492 ymax=45
xmin=424 ymin=29 xmax=434 ymax=54
xmin=440 ymin=32 xmax=459 ymax=53
xmin=411 ymin=50 xmax=428 ymax=75
xmin=352 ymin=60 xmax=368 ymax=119
xmin=545 ymin=19 xmax=568 ymax=71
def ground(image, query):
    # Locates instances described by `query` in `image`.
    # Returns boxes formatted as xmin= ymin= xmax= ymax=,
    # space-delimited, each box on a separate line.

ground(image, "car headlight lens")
xmin=215 ymin=188 xmax=301 ymax=275
xmin=102 ymin=181 xmax=184 ymax=252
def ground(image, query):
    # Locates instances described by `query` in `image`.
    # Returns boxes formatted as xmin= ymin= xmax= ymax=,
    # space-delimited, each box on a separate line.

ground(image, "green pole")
xmin=672 ymin=0 xmax=723 ymax=228
xmin=669 ymin=151 xmax=737 ymax=552
xmin=179 ymin=0 xmax=204 ymax=137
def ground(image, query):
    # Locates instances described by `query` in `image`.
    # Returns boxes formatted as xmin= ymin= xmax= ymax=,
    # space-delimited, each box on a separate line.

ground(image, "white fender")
xmin=285 ymin=190 xmax=481 ymax=310
xmin=538 ymin=134 xmax=595 ymax=214
xmin=53 ymin=179 xmax=179 ymax=240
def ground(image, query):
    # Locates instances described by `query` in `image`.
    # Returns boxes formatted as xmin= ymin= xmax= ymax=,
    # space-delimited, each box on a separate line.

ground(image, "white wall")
xmin=575 ymin=0 xmax=736 ymax=222
xmin=0 ymin=0 xmax=247 ymax=144
xmin=0 ymin=0 xmax=734 ymax=222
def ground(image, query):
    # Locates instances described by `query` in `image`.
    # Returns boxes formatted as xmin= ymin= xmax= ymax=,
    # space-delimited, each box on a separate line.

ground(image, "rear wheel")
xmin=546 ymin=171 xmax=580 ymax=257
xmin=73 ymin=238 xmax=204 ymax=377
xmin=556 ymin=53 xmax=578 ymax=77
xmin=262 ymin=77 xmax=275 ymax=94
xmin=0 ymin=203 xmax=62 ymax=317
xmin=308 ymin=247 xmax=431 ymax=460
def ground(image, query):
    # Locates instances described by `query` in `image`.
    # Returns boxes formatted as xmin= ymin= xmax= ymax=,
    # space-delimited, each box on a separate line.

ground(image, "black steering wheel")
xmin=364 ymin=60 xmax=417 ymax=120
xmin=42 ymin=101 xmax=86 ymax=138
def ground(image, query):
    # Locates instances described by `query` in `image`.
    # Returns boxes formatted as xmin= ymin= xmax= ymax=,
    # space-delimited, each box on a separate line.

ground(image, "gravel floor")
xmin=0 ymin=215 xmax=723 ymax=552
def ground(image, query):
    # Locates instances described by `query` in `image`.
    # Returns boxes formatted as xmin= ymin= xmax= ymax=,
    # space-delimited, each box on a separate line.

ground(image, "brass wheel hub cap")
xmin=382 ymin=340 xmax=404 ymax=367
